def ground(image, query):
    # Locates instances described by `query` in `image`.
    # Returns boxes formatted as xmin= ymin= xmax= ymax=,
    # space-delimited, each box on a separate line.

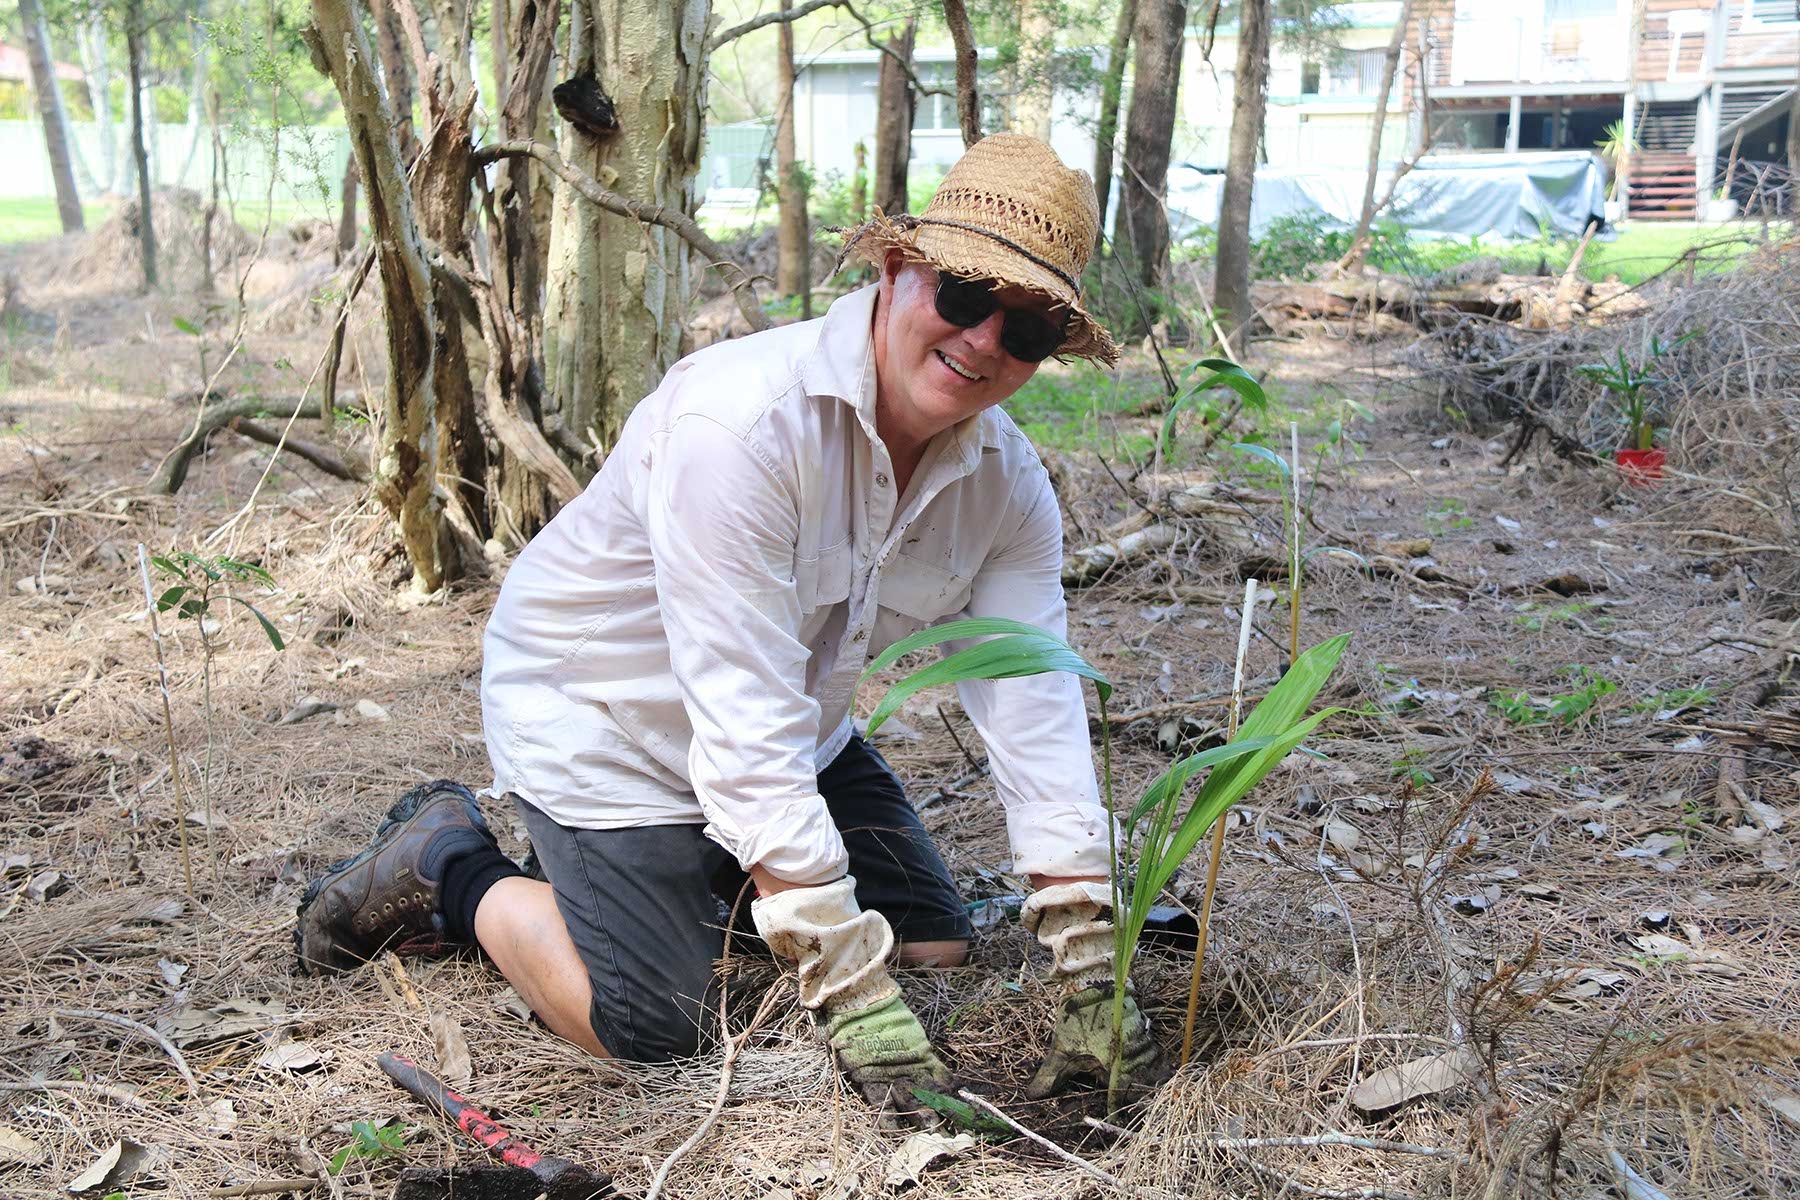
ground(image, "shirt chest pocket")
xmin=875 ymin=552 xmax=974 ymax=632
xmin=793 ymin=541 xmax=853 ymax=613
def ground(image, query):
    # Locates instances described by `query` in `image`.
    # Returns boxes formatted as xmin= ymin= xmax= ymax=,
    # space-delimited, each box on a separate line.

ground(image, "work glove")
xmin=753 ymin=876 xmax=950 ymax=1122
xmin=1020 ymin=881 xmax=1166 ymax=1099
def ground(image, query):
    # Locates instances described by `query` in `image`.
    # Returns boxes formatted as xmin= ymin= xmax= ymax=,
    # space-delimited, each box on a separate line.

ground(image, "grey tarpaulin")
xmin=1166 ymin=151 xmax=1611 ymax=242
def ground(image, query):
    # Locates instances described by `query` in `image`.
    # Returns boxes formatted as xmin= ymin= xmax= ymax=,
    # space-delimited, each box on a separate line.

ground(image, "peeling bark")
xmin=542 ymin=0 xmax=711 ymax=459
xmin=304 ymin=0 xmax=457 ymax=593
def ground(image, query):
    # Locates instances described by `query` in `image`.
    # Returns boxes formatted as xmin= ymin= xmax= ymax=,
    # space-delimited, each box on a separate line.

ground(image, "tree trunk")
xmin=851 ymin=140 xmax=867 ymax=220
xmin=1213 ymin=0 xmax=1270 ymax=340
xmin=776 ymin=0 xmax=811 ymax=315
xmin=1014 ymin=0 xmax=1056 ymax=140
xmin=542 ymin=0 xmax=710 ymax=460
xmin=872 ymin=19 xmax=915 ymax=216
xmin=303 ymin=0 xmax=457 ymax=593
xmin=20 ymin=0 xmax=84 ymax=233
xmin=126 ymin=0 xmax=157 ymax=290
xmin=176 ymin=0 xmax=209 ymax=189
xmin=942 ymin=0 xmax=982 ymax=148
xmin=1116 ymin=0 xmax=1186 ymax=290
xmin=337 ymin=156 xmax=360 ymax=260
xmin=486 ymin=0 xmax=565 ymax=542
xmin=79 ymin=19 xmax=117 ymax=194
xmin=1339 ymin=0 xmax=1410 ymax=272
xmin=1091 ymin=0 xmax=1137 ymax=254
xmin=368 ymin=0 xmax=418 ymax=159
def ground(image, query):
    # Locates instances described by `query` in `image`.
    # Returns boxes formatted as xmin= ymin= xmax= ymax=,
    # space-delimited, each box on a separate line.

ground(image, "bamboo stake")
xmin=1180 ymin=578 xmax=1257 ymax=1065
xmin=138 ymin=544 xmax=194 ymax=896
xmin=1290 ymin=420 xmax=1302 ymax=665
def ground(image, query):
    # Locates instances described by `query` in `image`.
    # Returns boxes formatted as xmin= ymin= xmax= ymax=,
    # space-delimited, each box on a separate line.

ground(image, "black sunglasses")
xmin=933 ymin=272 xmax=1068 ymax=364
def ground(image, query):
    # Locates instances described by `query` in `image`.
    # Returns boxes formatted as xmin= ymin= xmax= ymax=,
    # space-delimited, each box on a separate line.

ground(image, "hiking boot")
xmin=294 ymin=779 xmax=499 ymax=975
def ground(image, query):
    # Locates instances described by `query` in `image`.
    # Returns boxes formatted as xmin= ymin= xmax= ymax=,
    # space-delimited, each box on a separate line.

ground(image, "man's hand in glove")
xmin=752 ymin=874 xmax=952 ymax=1125
xmin=1021 ymin=879 xmax=1168 ymax=1098
xmin=825 ymin=992 xmax=951 ymax=1112
xmin=1027 ymin=982 xmax=1163 ymax=1098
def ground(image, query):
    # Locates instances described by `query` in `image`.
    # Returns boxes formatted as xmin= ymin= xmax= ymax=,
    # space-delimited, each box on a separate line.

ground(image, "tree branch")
xmin=472 ymin=139 xmax=770 ymax=334
xmin=941 ymin=0 xmax=983 ymax=147
xmin=151 ymin=395 xmax=334 ymax=494
xmin=842 ymin=0 xmax=951 ymax=97
xmin=708 ymin=0 xmax=844 ymax=52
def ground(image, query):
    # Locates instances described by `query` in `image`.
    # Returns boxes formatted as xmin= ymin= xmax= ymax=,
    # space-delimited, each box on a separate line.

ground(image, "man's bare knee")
xmin=896 ymin=938 xmax=969 ymax=968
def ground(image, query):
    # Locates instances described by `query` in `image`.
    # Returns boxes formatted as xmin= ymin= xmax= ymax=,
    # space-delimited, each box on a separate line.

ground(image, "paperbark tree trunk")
xmin=1013 ymin=0 xmax=1056 ymax=140
xmin=79 ymin=19 xmax=117 ymax=194
xmin=126 ymin=0 xmax=157 ymax=289
xmin=1116 ymin=0 xmax=1186 ymax=289
xmin=303 ymin=0 xmax=457 ymax=593
xmin=368 ymin=0 xmax=418 ymax=159
xmin=942 ymin=0 xmax=982 ymax=148
xmin=21 ymin=0 xmax=84 ymax=233
xmin=1339 ymin=0 xmax=1410 ymax=272
xmin=1213 ymin=0 xmax=1269 ymax=340
xmin=543 ymin=0 xmax=711 ymax=459
xmin=337 ymin=157 xmax=360 ymax=259
xmin=776 ymin=0 xmax=812 ymax=316
xmin=1091 ymin=0 xmax=1136 ymax=254
xmin=487 ymin=0 xmax=565 ymax=542
xmin=176 ymin=0 xmax=210 ymax=189
xmin=872 ymin=18 xmax=915 ymax=215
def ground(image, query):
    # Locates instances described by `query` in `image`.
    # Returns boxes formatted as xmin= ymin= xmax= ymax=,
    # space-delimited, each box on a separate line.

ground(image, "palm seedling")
xmin=858 ymin=618 xmax=1348 ymax=1108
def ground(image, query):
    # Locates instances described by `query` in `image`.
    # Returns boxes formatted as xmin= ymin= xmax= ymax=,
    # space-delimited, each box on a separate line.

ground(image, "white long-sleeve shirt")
xmin=481 ymin=284 xmax=1112 ymax=886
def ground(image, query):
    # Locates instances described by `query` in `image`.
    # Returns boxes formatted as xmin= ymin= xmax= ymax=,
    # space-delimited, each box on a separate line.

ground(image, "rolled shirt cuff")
xmin=703 ymin=794 xmax=849 ymax=886
xmin=1006 ymin=800 xmax=1117 ymax=879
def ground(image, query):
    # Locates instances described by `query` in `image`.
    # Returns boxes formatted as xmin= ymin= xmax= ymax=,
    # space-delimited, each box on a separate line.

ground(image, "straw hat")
xmin=839 ymin=133 xmax=1119 ymax=367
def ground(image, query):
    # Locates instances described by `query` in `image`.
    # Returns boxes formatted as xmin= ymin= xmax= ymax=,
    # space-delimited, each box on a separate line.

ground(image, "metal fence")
xmin=0 ymin=119 xmax=353 ymax=215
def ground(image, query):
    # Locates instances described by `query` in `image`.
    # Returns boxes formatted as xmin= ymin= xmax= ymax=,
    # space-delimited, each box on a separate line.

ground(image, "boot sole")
xmin=292 ymin=780 xmax=492 ymax=975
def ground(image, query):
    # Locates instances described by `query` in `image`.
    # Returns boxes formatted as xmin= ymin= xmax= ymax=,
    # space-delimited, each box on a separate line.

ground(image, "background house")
xmin=1413 ymin=0 xmax=1798 ymax=216
xmin=701 ymin=47 xmax=1101 ymax=210
xmin=1182 ymin=1 xmax=1410 ymax=171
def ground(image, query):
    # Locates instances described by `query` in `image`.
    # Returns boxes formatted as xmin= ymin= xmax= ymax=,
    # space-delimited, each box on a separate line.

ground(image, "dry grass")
xmin=0 ymin=228 xmax=1796 ymax=1200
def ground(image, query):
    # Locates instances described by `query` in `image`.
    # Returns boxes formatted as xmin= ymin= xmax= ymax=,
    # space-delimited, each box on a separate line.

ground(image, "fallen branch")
xmin=0 ymin=1078 xmax=151 ymax=1110
xmin=471 ymin=140 xmax=769 ymax=336
xmin=228 ymin=417 xmax=364 ymax=481
xmin=151 ymin=395 xmax=331 ymax=494
xmin=56 ymin=1007 xmax=201 ymax=1099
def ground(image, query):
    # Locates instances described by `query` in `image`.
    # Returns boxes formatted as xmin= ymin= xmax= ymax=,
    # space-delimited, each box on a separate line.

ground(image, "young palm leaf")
xmin=858 ymin=617 xmax=1112 ymax=736
xmin=1158 ymin=359 xmax=1268 ymax=456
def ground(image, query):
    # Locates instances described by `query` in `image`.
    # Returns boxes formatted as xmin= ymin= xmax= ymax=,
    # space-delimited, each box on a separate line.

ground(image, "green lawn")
xmin=0 ymin=195 xmax=339 ymax=245
xmin=1375 ymin=220 xmax=1784 ymax=286
xmin=0 ymin=197 xmax=112 ymax=243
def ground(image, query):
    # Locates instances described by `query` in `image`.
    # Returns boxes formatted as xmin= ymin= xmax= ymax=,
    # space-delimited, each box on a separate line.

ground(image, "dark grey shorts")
xmin=514 ymin=734 xmax=972 ymax=1063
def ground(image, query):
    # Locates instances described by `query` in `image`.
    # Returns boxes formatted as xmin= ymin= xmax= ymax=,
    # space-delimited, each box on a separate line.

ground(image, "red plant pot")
xmin=1616 ymin=447 xmax=1665 ymax=485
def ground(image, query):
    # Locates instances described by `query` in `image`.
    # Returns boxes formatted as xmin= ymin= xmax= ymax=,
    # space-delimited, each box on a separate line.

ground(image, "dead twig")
xmin=56 ymin=1007 xmax=201 ymax=1098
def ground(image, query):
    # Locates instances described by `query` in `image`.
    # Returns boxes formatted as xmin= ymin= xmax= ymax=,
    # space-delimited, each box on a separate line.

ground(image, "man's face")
xmin=872 ymin=255 xmax=1057 ymax=443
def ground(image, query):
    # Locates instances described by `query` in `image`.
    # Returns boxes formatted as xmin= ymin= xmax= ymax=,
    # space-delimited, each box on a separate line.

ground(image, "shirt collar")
xmin=801 ymin=283 xmax=1007 ymax=464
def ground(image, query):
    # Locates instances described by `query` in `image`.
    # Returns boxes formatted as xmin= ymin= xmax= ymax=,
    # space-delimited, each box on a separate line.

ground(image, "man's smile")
xmin=934 ymin=348 xmax=985 ymax=382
